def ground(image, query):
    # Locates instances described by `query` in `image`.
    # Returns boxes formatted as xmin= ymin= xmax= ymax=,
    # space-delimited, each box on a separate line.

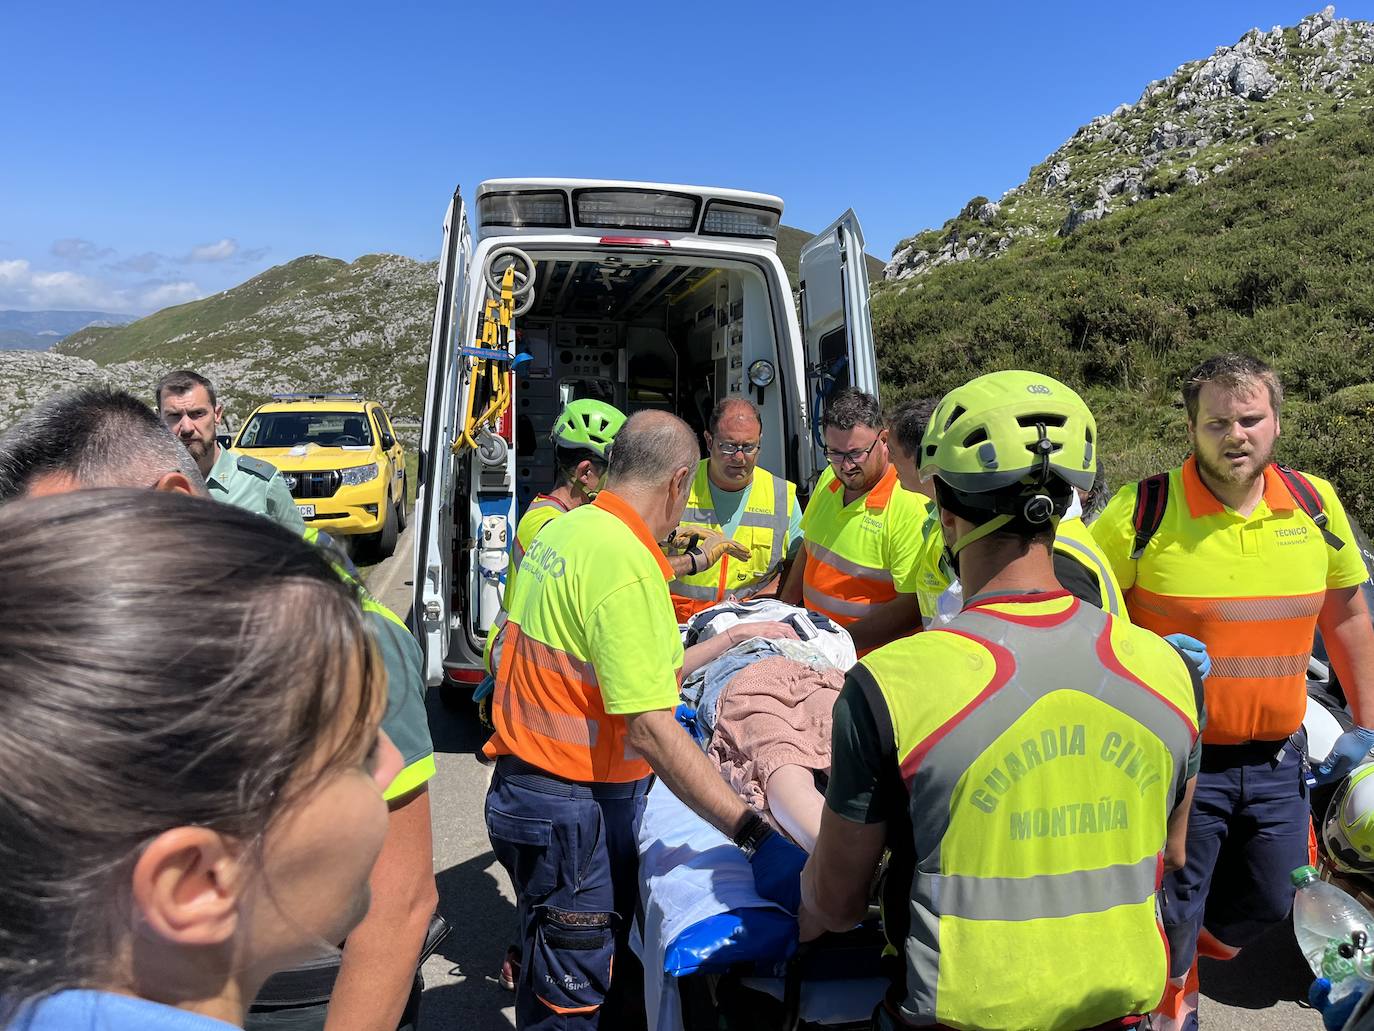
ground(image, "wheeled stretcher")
xmin=633 ymin=780 xmax=887 ymax=1030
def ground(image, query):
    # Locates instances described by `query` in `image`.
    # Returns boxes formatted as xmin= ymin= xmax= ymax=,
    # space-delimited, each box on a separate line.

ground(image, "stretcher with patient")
xmin=632 ymin=601 xmax=888 ymax=1030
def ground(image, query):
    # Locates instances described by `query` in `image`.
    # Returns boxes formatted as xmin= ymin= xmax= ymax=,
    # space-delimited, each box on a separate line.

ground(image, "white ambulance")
xmin=412 ymin=178 xmax=880 ymax=692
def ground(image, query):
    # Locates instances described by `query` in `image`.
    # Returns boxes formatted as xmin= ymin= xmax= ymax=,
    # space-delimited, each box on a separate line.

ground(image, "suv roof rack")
xmin=270 ymin=392 xmax=365 ymax=401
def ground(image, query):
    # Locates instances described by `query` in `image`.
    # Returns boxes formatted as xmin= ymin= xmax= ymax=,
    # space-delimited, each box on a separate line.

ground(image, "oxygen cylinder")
xmin=477 ymin=514 xmax=509 ymax=633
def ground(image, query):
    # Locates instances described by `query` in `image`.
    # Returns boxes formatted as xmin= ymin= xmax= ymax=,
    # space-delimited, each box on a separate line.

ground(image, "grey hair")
xmin=0 ymin=387 xmax=205 ymax=501
xmin=889 ymin=396 xmax=940 ymax=460
xmin=822 ymin=387 xmax=884 ymax=432
xmin=607 ymin=410 xmax=699 ymax=488
xmin=707 ymin=397 xmax=762 ymax=435
xmin=155 ymin=368 xmax=217 ymax=410
xmin=1081 ymin=458 xmax=1110 ymax=523
xmin=0 ymin=490 xmax=382 ymax=1019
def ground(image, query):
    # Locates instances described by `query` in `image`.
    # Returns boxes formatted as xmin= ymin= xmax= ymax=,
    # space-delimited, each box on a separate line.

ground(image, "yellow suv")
xmin=234 ymin=394 xmax=407 ymax=559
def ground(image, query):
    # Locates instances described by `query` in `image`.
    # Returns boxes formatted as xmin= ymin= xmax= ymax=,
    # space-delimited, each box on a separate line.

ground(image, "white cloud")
xmin=186 ymin=238 xmax=239 ymax=263
xmin=0 ymin=259 xmax=31 ymax=287
xmin=0 ymin=258 xmax=201 ymax=314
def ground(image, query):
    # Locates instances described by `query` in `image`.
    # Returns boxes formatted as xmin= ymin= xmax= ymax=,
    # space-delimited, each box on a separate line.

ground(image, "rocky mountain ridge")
xmin=885 ymin=6 xmax=1374 ymax=280
xmin=0 ymin=253 xmax=438 ymax=432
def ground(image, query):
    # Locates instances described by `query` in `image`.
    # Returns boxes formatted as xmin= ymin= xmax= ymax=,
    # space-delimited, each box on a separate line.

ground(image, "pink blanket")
xmin=707 ymin=656 xmax=845 ymax=811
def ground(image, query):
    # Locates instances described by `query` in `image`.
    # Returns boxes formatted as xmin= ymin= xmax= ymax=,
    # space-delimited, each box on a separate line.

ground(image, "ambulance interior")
xmin=505 ymin=251 xmax=791 ymax=511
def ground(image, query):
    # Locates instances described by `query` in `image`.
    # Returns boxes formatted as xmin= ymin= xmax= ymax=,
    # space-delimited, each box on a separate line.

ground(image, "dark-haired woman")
xmin=0 ymin=490 xmax=401 ymax=1030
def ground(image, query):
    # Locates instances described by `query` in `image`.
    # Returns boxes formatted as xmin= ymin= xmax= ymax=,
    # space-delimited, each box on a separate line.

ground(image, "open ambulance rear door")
xmin=412 ymin=187 xmax=472 ymax=685
xmin=797 ymin=209 xmax=879 ymax=486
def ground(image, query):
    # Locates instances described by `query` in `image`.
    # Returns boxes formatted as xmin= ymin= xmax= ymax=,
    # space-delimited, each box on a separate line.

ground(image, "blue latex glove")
xmin=473 ymin=673 xmax=496 ymax=703
xmin=1309 ymin=977 xmax=1365 ymax=1031
xmin=1164 ymin=633 xmax=1212 ymax=679
xmin=1315 ymin=726 xmax=1374 ymax=786
xmin=749 ymin=830 xmax=808 ymax=914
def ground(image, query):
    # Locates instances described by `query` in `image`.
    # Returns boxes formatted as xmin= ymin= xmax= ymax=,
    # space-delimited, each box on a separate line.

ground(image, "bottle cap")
xmin=1292 ymin=865 xmax=1320 ymax=886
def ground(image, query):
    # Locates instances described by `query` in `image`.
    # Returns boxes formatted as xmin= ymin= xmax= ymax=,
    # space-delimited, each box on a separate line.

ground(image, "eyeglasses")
xmin=823 ymin=438 xmax=880 ymax=466
xmin=715 ymin=441 xmax=760 ymax=457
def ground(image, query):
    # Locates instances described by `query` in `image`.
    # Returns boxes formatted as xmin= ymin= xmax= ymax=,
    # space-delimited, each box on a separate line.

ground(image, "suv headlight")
xmin=339 ymin=463 xmax=380 ymax=487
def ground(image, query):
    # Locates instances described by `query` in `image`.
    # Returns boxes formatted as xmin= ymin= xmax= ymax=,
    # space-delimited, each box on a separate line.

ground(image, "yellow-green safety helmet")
xmin=1323 ymin=761 xmax=1374 ymax=876
xmin=551 ymin=399 xmax=625 ymax=459
xmin=920 ymin=370 xmax=1097 ymax=496
xmin=920 ymin=371 xmax=1097 ymax=558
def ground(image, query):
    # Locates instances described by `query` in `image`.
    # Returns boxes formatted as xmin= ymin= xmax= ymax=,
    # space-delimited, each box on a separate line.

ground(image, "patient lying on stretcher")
xmin=679 ymin=603 xmax=856 ymax=854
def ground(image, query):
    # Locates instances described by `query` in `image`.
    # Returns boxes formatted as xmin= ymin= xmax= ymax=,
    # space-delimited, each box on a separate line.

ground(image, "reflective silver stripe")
xmin=805 ymin=540 xmax=892 ymax=584
xmin=507 ymin=687 xmax=601 ymax=748
xmin=680 ymin=508 xmax=716 ymax=524
xmin=1211 ymin=653 xmax=1310 ymax=679
xmin=1055 ymin=534 xmax=1122 ymax=616
xmin=526 ymin=498 xmax=565 ymax=514
xmin=669 ymin=581 xmax=719 ymax=600
xmin=902 ymin=899 xmax=943 ymax=1022
xmin=927 ymin=855 xmax=1159 ymax=922
xmin=803 ymin=585 xmax=873 ymax=618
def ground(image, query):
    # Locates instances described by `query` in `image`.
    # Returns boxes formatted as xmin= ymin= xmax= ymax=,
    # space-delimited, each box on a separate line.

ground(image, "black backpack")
xmin=1130 ymin=464 xmax=1346 ymax=559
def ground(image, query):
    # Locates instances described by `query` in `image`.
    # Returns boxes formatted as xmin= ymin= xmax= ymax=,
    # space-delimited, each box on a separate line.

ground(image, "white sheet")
xmin=633 ymin=778 xmax=778 ymax=1030
xmin=633 ymin=779 xmax=886 ymax=1029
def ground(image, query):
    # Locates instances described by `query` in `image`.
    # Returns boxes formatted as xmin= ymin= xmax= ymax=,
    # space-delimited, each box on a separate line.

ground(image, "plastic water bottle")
xmin=1292 ymin=865 xmax=1374 ymax=1003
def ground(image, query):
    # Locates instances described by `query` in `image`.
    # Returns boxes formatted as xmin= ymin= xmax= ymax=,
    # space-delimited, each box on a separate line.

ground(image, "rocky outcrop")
xmin=0 ymin=253 xmax=436 ymax=433
xmin=886 ymin=6 xmax=1374 ymax=281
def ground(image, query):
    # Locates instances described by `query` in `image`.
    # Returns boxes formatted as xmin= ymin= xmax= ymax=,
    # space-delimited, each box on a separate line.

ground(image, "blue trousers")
xmin=485 ymin=757 xmax=650 ymax=1030
xmin=1161 ymin=734 xmax=1310 ymax=979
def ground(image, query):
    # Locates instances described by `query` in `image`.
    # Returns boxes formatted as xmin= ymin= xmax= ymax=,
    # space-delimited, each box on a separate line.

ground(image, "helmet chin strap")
xmin=940 ymin=490 xmax=1063 ymax=578
xmin=942 ymin=513 xmax=1014 ymax=578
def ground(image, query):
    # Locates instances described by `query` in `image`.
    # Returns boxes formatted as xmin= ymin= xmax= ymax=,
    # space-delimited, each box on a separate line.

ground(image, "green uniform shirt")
xmin=361 ymin=594 xmax=437 ymax=800
xmin=206 ymin=445 xmax=305 ymax=534
xmin=313 ymin=532 xmax=436 ymax=801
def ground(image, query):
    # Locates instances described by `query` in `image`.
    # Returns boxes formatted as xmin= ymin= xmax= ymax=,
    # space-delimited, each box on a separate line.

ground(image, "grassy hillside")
xmin=872 ymin=104 xmax=1374 ymax=527
xmin=51 ymin=253 xmax=435 ymax=429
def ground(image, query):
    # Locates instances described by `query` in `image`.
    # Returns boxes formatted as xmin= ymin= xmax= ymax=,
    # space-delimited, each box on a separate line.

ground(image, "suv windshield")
xmin=238 ymin=411 xmax=374 ymax=448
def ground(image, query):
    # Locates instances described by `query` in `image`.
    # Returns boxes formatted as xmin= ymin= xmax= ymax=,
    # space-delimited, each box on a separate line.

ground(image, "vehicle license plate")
xmin=299 ymin=504 xmax=316 ymax=518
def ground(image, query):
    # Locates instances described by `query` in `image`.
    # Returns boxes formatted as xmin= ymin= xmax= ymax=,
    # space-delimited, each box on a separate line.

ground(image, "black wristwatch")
xmin=732 ymin=812 xmax=774 ymax=859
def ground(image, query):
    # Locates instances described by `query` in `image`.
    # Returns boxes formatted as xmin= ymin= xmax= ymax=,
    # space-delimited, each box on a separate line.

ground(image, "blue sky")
xmin=1 ymin=1 xmax=1367 ymax=314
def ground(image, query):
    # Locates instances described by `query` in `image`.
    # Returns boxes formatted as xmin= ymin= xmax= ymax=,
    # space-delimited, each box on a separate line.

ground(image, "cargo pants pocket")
xmin=530 ymin=908 xmax=614 ymax=1016
xmin=486 ymin=805 xmax=556 ymax=901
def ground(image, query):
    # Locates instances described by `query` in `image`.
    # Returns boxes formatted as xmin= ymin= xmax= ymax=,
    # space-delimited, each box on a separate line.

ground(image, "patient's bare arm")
xmin=765 ymin=764 xmax=826 ymax=853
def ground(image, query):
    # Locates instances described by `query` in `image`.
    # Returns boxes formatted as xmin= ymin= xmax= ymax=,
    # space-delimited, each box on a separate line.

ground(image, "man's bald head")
xmin=708 ymin=397 xmax=762 ymax=435
xmin=606 ymin=410 xmax=699 ymax=490
xmin=0 ymin=387 xmax=208 ymax=502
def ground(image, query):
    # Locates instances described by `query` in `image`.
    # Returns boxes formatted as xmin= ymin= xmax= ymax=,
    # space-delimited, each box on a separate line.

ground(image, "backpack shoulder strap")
xmin=1130 ymin=473 xmax=1171 ymax=560
xmin=1273 ymin=465 xmax=1345 ymax=551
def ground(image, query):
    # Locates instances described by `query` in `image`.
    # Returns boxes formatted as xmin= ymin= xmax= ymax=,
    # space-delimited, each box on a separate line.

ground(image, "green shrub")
xmin=873 ymin=104 xmax=1374 ymax=527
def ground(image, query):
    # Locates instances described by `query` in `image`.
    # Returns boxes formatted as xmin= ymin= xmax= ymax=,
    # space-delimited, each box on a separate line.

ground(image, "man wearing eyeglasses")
xmin=780 ymin=388 xmax=930 ymax=655
xmin=667 ymin=397 xmax=802 ymax=621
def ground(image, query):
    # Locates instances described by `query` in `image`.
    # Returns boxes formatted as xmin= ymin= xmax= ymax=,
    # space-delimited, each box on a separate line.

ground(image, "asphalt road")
xmin=364 ymin=526 xmax=1321 ymax=1030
